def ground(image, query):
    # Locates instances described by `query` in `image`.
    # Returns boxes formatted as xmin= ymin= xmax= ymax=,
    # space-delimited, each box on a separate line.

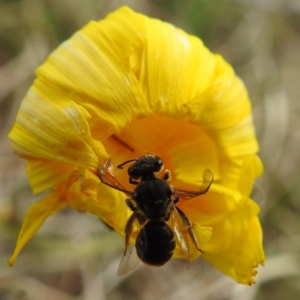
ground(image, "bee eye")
xmin=156 ymin=159 xmax=162 ymax=166
xmin=153 ymin=157 xmax=163 ymax=172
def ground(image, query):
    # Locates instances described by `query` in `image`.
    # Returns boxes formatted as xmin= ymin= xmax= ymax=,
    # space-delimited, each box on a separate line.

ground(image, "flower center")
xmin=102 ymin=114 xmax=219 ymax=190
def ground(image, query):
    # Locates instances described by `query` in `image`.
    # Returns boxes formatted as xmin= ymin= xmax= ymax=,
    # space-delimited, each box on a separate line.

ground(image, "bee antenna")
xmin=117 ymin=159 xmax=137 ymax=169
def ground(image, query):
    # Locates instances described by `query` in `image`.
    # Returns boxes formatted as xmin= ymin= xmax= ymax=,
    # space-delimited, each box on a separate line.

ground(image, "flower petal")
xmin=26 ymin=159 xmax=75 ymax=194
xmin=179 ymin=188 xmax=240 ymax=227
xmin=237 ymin=155 xmax=264 ymax=196
xmin=8 ymin=83 xmax=106 ymax=169
xmin=72 ymin=184 xmax=129 ymax=235
xmin=7 ymin=191 xmax=68 ymax=266
xmin=36 ymin=7 xmax=149 ymax=133
xmin=140 ymin=15 xmax=216 ymax=116
xmin=203 ymin=199 xmax=265 ymax=285
xmin=65 ymin=168 xmax=130 ymax=234
xmin=187 ymin=55 xmax=259 ymax=159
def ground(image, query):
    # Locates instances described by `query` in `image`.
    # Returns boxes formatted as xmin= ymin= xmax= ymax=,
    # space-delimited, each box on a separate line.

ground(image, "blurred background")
xmin=1 ymin=0 xmax=300 ymax=299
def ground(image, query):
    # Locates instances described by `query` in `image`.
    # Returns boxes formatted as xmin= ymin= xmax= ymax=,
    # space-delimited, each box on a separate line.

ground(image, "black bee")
xmin=98 ymin=154 xmax=213 ymax=275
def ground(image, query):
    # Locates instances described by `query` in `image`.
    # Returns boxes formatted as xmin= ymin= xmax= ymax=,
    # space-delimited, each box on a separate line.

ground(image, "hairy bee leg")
xmin=176 ymin=206 xmax=204 ymax=253
xmin=173 ymin=196 xmax=180 ymax=204
xmin=125 ymin=200 xmax=146 ymax=223
xmin=125 ymin=199 xmax=136 ymax=211
xmin=162 ymin=169 xmax=171 ymax=181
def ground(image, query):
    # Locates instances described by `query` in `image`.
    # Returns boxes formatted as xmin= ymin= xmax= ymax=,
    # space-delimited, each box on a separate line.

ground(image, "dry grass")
xmin=1 ymin=0 xmax=300 ymax=299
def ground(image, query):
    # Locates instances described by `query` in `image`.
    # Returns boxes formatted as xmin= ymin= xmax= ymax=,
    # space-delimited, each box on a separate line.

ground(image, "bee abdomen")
xmin=136 ymin=220 xmax=176 ymax=266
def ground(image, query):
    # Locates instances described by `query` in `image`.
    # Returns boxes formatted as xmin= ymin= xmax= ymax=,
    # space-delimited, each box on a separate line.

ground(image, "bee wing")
xmin=171 ymin=206 xmax=190 ymax=261
xmin=98 ymin=158 xmax=133 ymax=197
xmin=117 ymin=244 xmax=140 ymax=276
xmin=117 ymin=211 xmax=141 ymax=276
xmin=174 ymin=169 xmax=213 ymax=200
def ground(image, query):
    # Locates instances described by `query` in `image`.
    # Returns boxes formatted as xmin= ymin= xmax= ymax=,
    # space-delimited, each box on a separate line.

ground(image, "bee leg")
xmin=129 ymin=177 xmax=139 ymax=185
xmin=172 ymin=193 xmax=180 ymax=206
xmin=162 ymin=169 xmax=171 ymax=181
xmin=126 ymin=199 xmax=136 ymax=212
xmin=176 ymin=206 xmax=204 ymax=254
xmin=125 ymin=200 xmax=146 ymax=224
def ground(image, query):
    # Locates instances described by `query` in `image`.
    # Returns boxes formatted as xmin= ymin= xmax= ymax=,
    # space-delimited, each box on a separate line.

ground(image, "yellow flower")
xmin=8 ymin=6 xmax=264 ymax=285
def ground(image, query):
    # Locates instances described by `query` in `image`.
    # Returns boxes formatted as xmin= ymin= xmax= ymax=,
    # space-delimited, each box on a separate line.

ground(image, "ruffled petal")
xmin=8 ymin=84 xmax=106 ymax=169
xmin=187 ymin=55 xmax=259 ymax=159
xmin=140 ymin=16 xmax=216 ymax=116
xmin=178 ymin=187 xmax=241 ymax=227
xmin=36 ymin=7 xmax=149 ymax=134
xmin=66 ymin=168 xmax=130 ymax=234
xmin=203 ymin=199 xmax=265 ymax=285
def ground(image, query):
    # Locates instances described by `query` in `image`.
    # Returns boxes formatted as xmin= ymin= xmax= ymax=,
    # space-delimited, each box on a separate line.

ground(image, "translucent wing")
xmin=171 ymin=205 xmax=190 ymax=261
xmin=174 ymin=169 xmax=213 ymax=200
xmin=175 ymin=206 xmax=203 ymax=253
xmin=117 ymin=211 xmax=141 ymax=275
xmin=171 ymin=204 xmax=204 ymax=261
xmin=98 ymin=158 xmax=133 ymax=197
xmin=117 ymin=244 xmax=140 ymax=276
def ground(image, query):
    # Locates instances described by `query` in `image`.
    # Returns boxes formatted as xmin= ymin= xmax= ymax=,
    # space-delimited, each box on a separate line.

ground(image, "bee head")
xmin=118 ymin=154 xmax=163 ymax=179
